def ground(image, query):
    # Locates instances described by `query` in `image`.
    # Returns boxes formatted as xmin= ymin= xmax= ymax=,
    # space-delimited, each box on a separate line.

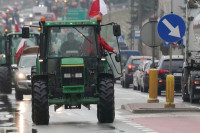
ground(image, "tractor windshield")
xmin=47 ymin=26 xmax=97 ymax=57
xmin=10 ymin=34 xmax=38 ymax=53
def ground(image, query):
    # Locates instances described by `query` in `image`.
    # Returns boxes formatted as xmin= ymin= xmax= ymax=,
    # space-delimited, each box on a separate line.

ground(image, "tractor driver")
xmin=82 ymin=29 xmax=117 ymax=56
xmin=60 ymin=32 xmax=81 ymax=56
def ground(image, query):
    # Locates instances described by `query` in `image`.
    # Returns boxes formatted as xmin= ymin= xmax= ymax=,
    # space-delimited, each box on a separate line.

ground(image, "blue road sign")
xmin=157 ymin=14 xmax=186 ymax=43
xmin=134 ymin=29 xmax=140 ymax=39
xmin=117 ymin=35 xmax=125 ymax=42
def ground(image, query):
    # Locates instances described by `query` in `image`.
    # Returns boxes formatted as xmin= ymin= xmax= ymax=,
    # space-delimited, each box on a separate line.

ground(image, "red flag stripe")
xmin=89 ymin=0 xmax=100 ymax=18
xmin=15 ymin=40 xmax=26 ymax=62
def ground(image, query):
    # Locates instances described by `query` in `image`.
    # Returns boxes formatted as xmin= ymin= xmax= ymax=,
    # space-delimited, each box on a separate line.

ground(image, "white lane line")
xmin=142 ymin=129 xmax=154 ymax=132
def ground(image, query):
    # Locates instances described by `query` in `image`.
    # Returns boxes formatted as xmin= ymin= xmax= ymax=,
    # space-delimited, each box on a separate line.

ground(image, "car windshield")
xmin=161 ymin=59 xmax=183 ymax=72
xmin=132 ymin=59 xmax=150 ymax=65
xmin=19 ymin=56 xmax=36 ymax=68
xmin=10 ymin=35 xmax=38 ymax=53
xmin=47 ymin=26 xmax=97 ymax=57
xmin=121 ymin=54 xmax=128 ymax=65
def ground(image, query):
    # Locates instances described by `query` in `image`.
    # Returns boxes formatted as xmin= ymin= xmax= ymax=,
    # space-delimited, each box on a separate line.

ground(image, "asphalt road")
xmin=1 ymin=81 xmax=200 ymax=133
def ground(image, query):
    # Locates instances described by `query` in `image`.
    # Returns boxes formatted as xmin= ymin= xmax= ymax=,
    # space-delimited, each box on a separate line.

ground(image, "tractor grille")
xmin=61 ymin=66 xmax=84 ymax=86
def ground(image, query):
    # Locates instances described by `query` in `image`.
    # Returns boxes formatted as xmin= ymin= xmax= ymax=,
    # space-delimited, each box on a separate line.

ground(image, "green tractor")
xmin=0 ymin=31 xmax=39 ymax=94
xmin=22 ymin=18 xmax=122 ymax=125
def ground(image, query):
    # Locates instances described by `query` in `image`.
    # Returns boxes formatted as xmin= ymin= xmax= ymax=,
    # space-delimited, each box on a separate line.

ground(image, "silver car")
xmin=14 ymin=54 xmax=37 ymax=100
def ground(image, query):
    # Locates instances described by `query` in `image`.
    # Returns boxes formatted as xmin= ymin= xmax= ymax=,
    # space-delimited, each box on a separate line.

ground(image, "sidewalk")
xmin=121 ymin=102 xmax=200 ymax=113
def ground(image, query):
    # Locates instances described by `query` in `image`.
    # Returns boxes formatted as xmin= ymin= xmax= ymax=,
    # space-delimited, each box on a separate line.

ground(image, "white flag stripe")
xmin=100 ymin=0 xmax=107 ymax=15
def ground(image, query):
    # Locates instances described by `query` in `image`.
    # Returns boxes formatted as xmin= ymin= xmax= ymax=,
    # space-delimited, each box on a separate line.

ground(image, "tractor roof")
xmin=44 ymin=20 xmax=98 ymax=26
xmin=7 ymin=32 xmax=39 ymax=36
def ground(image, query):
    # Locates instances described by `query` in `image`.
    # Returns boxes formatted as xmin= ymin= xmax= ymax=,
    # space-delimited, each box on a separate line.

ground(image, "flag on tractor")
xmin=89 ymin=0 xmax=108 ymax=18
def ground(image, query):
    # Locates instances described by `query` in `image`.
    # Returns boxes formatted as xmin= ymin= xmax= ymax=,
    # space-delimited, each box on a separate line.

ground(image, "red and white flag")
xmin=15 ymin=39 xmax=26 ymax=63
xmin=89 ymin=0 xmax=108 ymax=18
xmin=14 ymin=18 xmax=20 ymax=32
xmin=7 ymin=6 xmax=13 ymax=12
xmin=1 ymin=19 xmax=6 ymax=25
xmin=1 ymin=12 xmax=7 ymax=19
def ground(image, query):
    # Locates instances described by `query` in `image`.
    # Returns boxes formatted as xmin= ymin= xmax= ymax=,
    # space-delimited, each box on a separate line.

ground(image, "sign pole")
xmin=151 ymin=18 xmax=156 ymax=68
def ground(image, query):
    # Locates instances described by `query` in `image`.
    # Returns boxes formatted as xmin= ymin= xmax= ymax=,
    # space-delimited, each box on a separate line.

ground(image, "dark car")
xmin=157 ymin=55 xmax=184 ymax=95
xmin=121 ymin=56 xmax=152 ymax=88
xmin=139 ymin=60 xmax=159 ymax=92
xmin=120 ymin=50 xmax=141 ymax=68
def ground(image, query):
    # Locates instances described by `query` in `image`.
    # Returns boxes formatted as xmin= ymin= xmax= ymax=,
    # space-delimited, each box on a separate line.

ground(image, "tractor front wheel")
xmin=32 ymin=80 xmax=49 ymax=125
xmin=97 ymin=77 xmax=115 ymax=123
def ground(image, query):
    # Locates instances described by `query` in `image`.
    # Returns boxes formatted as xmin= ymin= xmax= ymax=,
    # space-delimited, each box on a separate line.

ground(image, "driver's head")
xmin=67 ymin=32 xmax=74 ymax=41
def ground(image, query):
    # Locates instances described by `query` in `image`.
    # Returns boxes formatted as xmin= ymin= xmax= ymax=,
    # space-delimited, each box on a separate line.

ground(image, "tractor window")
xmin=10 ymin=35 xmax=37 ymax=53
xmin=47 ymin=26 xmax=98 ymax=57
xmin=101 ymin=24 xmax=122 ymax=78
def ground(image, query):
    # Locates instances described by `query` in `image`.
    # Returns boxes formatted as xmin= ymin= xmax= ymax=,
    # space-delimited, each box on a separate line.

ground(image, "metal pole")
xmin=169 ymin=44 xmax=172 ymax=74
xmin=169 ymin=0 xmax=173 ymax=74
xmin=131 ymin=0 xmax=134 ymax=50
xmin=138 ymin=0 xmax=142 ymax=53
xmin=152 ymin=21 xmax=155 ymax=68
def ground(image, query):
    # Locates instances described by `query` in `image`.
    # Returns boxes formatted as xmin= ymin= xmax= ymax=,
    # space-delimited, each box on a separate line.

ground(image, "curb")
xmin=121 ymin=103 xmax=200 ymax=113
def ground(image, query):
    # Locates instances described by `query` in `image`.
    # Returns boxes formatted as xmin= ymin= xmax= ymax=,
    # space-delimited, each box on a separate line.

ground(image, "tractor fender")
xmin=32 ymin=75 xmax=48 ymax=83
xmin=98 ymin=73 xmax=114 ymax=80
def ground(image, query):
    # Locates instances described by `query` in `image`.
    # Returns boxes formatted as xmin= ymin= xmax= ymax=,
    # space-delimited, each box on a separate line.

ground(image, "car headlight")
xmin=19 ymin=18 xmax=24 ymax=23
xmin=17 ymin=72 xmax=26 ymax=79
xmin=29 ymin=13 xmax=33 ymax=18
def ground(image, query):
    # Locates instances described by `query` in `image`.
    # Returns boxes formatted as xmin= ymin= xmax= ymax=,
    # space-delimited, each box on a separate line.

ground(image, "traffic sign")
xmin=141 ymin=21 xmax=163 ymax=47
xmin=117 ymin=35 xmax=125 ymax=42
xmin=157 ymin=14 xmax=186 ymax=43
xmin=134 ymin=30 xmax=140 ymax=39
xmin=62 ymin=9 xmax=86 ymax=20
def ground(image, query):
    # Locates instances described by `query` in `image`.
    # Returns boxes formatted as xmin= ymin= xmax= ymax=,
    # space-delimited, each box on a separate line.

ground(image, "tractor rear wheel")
xmin=32 ymin=80 xmax=49 ymax=125
xmin=97 ymin=77 xmax=115 ymax=123
xmin=0 ymin=66 xmax=12 ymax=94
xmin=31 ymin=66 xmax=37 ymax=123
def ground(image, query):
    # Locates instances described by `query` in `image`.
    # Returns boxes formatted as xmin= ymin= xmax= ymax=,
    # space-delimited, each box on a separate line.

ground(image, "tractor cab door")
xmin=100 ymin=24 xmax=122 ymax=78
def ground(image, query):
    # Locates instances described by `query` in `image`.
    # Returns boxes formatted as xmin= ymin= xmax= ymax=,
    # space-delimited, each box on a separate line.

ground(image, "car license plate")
xmin=195 ymin=59 xmax=200 ymax=63
xmin=196 ymin=86 xmax=200 ymax=89
xmin=173 ymin=73 xmax=182 ymax=76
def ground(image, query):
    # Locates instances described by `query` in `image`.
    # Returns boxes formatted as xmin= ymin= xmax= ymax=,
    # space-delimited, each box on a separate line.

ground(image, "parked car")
xmin=121 ymin=56 xmax=152 ymax=88
xmin=14 ymin=54 xmax=37 ymax=100
xmin=139 ymin=60 xmax=159 ymax=92
xmin=157 ymin=55 xmax=184 ymax=95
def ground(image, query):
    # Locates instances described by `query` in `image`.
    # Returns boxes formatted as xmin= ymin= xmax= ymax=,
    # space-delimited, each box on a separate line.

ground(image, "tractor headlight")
xmin=64 ymin=73 xmax=71 ymax=78
xmin=75 ymin=73 xmax=82 ymax=78
xmin=17 ymin=72 xmax=26 ymax=79
xmin=2 ymin=54 xmax=6 ymax=58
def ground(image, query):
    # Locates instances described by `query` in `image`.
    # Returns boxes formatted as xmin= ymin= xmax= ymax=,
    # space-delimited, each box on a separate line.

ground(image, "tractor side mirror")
xmin=115 ymin=54 xmax=120 ymax=62
xmin=22 ymin=27 xmax=30 ymax=38
xmin=113 ymin=25 xmax=121 ymax=36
